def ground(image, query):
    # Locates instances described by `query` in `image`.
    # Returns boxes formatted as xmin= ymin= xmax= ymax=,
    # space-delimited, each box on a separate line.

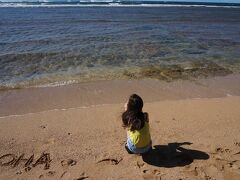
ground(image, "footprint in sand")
xmin=215 ymin=147 xmax=231 ymax=153
xmin=183 ymin=166 xmax=199 ymax=177
xmin=214 ymin=156 xmax=239 ymax=170
xmin=61 ymin=159 xmax=77 ymax=167
xmin=47 ymin=171 xmax=56 ymax=177
xmin=25 ymin=167 xmax=32 ymax=172
xmin=73 ymin=172 xmax=89 ymax=180
xmin=16 ymin=171 xmax=22 ymax=175
xmin=96 ymin=157 xmax=123 ymax=165
xmin=211 ymin=147 xmax=232 ymax=160
xmin=136 ymin=161 xmax=145 ymax=168
xmin=184 ymin=163 xmax=237 ymax=180
xmin=40 ymin=125 xmax=47 ymax=129
xmin=213 ymin=146 xmax=240 ymax=166
xmin=234 ymin=151 xmax=240 ymax=155
xmin=60 ymin=171 xmax=69 ymax=179
xmin=38 ymin=171 xmax=56 ymax=179
xmin=208 ymin=146 xmax=240 ymax=180
xmin=204 ymin=163 xmax=240 ymax=180
xmin=39 ymin=174 xmax=44 ymax=179
xmin=74 ymin=177 xmax=88 ymax=180
xmin=61 ymin=172 xmax=88 ymax=180
xmin=196 ymin=166 xmax=219 ymax=180
xmin=234 ymin=142 xmax=240 ymax=147
xmin=141 ymin=169 xmax=164 ymax=180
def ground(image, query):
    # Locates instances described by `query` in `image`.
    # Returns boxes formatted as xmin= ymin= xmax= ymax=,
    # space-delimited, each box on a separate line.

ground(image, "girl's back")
xmin=122 ymin=94 xmax=152 ymax=154
xmin=128 ymin=113 xmax=151 ymax=148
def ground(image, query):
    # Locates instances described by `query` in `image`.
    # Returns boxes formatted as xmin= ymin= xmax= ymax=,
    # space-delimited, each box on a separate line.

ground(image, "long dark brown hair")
xmin=122 ymin=94 xmax=145 ymax=131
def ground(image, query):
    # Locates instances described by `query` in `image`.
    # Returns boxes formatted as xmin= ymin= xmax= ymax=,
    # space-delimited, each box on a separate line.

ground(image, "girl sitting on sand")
xmin=122 ymin=94 xmax=152 ymax=154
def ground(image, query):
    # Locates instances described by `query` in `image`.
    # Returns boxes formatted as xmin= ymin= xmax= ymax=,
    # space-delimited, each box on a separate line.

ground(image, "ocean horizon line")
xmin=0 ymin=1 xmax=240 ymax=8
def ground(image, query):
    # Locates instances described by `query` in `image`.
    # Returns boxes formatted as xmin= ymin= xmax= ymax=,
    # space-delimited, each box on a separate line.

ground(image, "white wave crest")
xmin=0 ymin=3 xmax=239 ymax=8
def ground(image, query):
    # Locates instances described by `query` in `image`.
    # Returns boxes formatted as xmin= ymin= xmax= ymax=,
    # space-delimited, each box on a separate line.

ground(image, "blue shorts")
xmin=127 ymin=138 xmax=152 ymax=154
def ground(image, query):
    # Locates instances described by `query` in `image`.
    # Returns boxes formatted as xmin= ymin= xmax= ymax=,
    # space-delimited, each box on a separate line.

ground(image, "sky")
xmin=0 ymin=0 xmax=239 ymax=3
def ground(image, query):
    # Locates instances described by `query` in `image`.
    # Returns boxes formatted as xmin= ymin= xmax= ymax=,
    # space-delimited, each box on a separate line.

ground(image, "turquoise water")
xmin=0 ymin=6 xmax=240 ymax=89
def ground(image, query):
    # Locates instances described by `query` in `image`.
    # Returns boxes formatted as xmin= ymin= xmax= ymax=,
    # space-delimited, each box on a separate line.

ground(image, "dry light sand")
xmin=0 ymin=77 xmax=240 ymax=180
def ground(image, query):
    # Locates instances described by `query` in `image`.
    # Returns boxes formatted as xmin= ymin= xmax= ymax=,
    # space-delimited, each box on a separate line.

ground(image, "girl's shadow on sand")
xmin=142 ymin=142 xmax=209 ymax=168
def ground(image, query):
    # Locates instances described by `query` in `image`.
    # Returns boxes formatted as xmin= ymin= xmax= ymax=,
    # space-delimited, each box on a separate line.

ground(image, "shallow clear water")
xmin=0 ymin=6 xmax=240 ymax=89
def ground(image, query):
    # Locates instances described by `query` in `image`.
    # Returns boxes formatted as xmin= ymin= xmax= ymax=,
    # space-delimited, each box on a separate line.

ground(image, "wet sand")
xmin=0 ymin=75 xmax=240 ymax=179
xmin=1 ymin=74 xmax=240 ymax=117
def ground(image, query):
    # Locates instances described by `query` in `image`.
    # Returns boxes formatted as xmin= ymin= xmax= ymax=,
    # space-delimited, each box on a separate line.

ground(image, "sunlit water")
xmin=0 ymin=6 xmax=240 ymax=89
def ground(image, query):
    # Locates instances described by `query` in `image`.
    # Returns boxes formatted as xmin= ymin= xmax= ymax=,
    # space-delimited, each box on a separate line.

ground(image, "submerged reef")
xmin=123 ymin=62 xmax=232 ymax=81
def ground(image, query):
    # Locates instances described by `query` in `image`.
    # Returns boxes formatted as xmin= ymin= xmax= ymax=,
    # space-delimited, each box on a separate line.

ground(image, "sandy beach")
xmin=0 ymin=75 xmax=240 ymax=180
xmin=1 ymin=3 xmax=240 ymax=179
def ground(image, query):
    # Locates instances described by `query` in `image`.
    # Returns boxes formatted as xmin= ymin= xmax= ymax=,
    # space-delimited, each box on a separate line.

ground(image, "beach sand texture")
xmin=0 ymin=76 xmax=240 ymax=180
xmin=1 ymin=4 xmax=240 ymax=179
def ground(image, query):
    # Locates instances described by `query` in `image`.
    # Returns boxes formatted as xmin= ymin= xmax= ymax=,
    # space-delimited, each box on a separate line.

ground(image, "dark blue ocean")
xmin=0 ymin=5 xmax=240 ymax=89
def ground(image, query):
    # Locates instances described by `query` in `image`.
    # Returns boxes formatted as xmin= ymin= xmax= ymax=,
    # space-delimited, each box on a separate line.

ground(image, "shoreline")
xmin=0 ymin=74 xmax=240 ymax=117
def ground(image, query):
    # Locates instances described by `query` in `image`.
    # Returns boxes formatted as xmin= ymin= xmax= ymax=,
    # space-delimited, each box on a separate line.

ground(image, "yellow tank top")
xmin=128 ymin=122 xmax=151 ymax=148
